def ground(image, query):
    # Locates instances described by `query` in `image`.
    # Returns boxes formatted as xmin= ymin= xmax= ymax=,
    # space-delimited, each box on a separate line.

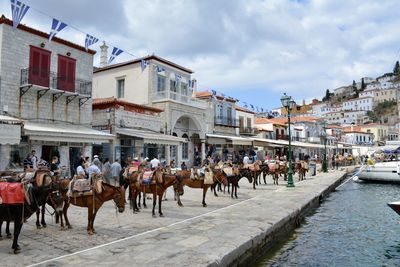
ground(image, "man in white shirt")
xmin=150 ymin=157 xmax=160 ymax=170
xmin=243 ymin=155 xmax=250 ymax=165
xmin=87 ymin=162 xmax=101 ymax=181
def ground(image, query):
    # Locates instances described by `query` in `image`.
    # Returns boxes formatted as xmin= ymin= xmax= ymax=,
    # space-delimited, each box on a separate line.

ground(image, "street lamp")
xmin=281 ymin=93 xmax=296 ymax=188
xmin=321 ymin=120 xmax=328 ymax=173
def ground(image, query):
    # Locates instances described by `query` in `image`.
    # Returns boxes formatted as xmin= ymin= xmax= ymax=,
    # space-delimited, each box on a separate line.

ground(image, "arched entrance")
xmin=171 ymin=115 xmax=205 ymax=167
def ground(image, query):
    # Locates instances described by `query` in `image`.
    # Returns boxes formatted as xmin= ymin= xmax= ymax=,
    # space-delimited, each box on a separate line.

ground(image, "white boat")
xmin=358 ymin=161 xmax=400 ymax=183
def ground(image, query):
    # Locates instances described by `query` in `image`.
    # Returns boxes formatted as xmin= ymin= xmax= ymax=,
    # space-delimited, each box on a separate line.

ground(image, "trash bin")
xmin=310 ymin=161 xmax=316 ymax=176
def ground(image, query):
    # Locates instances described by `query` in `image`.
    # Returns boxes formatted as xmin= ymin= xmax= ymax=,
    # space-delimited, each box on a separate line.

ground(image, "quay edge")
xmin=216 ymin=168 xmax=355 ymax=267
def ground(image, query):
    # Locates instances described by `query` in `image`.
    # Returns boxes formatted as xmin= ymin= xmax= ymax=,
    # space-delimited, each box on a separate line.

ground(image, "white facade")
xmin=342 ymin=97 xmax=373 ymax=111
xmin=343 ymin=132 xmax=373 ymax=145
xmin=235 ymin=107 xmax=255 ymax=136
xmin=325 ymin=110 xmax=366 ymax=125
xmin=93 ymin=55 xmax=212 ymax=166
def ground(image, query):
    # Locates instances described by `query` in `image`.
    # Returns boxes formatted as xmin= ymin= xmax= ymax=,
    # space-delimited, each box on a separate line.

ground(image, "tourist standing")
xmin=87 ymin=161 xmax=101 ymax=181
xmin=181 ymin=161 xmax=187 ymax=170
xmin=102 ymin=158 xmax=112 ymax=184
xmin=110 ymin=159 xmax=122 ymax=186
xmin=243 ymin=154 xmax=250 ymax=165
xmin=76 ymin=158 xmax=86 ymax=179
xmin=150 ymin=156 xmax=160 ymax=170
xmin=50 ymin=156 xmax=60 ymax=176
xmin=30 ymin=150 xmax=38 ymax=170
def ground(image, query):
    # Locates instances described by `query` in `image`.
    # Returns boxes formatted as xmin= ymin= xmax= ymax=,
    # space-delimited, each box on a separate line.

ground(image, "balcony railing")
xmin=215 ymin=116 xmax=239 ymax=127
xmin=291 ymin=136 xmax=308 ymax=142
xmin=276 ymin=134 xmax=289 ymax=140
xmin=20 ymin=68 xmax=92 ymax=97
xmin=152 ymin=90 xmax=208 ymax=109
xmin=239 ymin=127 xmax=258 ymax=135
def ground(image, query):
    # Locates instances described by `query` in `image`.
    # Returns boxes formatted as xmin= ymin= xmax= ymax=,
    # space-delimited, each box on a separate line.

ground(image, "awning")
xmin=0 ymin=115 xmax=22 ymax=145
xmin=24 ymin=121 xmax=114 ymax=143
xmin=207 ymin=134 xmax=253 ymax=146
xmin=116 ymin=128 xmax=186 ymax=146
xmin=252 ymin=138 xmax=287 ymax=147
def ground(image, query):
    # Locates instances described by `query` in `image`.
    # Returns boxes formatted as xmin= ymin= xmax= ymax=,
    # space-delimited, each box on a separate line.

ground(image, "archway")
xmin=171 ymin=115 xmax=205 ymax=167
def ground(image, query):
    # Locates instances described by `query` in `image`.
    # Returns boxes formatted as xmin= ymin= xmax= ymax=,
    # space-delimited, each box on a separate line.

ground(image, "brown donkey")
xmin=60 ymin=181 xmax=125 ymax=235
xmin=174 ymin=168 xmax=228 ymax=207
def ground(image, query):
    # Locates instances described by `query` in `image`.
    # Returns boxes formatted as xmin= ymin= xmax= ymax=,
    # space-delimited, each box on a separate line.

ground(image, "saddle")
xmin=268 ymin=162 xmax=276 ymax=172
xmin=223 ymin=167 xmax=234 ymax=177
xmin=0 ymin=182 xmax=25 ymax=204
xmin=190 ymin=167 xmax=205 ymax=180
xmin=67 ymin=177 xmax=103 ymax=197
xmin=204 ymin=168 xmax=214 ymax=184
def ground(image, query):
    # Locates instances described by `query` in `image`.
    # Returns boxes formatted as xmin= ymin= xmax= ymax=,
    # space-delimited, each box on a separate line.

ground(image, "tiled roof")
xmin=93 ymin=97 xmax=163 ymax=113
xmin=235 ymin=106 xmax=254 ymax=114
xmin=0 ymin=16 xmax=96 ymax=55
xmin=94 ymin=55 xmax=193 ymax=74
xmin=194 ymin=90 xmax=236 ymax=103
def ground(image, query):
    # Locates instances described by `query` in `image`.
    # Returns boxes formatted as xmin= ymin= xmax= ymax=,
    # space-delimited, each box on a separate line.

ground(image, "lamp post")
xmin=321 ymin=120 xmax=328 ymax=173
xmin=280 ymin=93 xmax=296 ymax=188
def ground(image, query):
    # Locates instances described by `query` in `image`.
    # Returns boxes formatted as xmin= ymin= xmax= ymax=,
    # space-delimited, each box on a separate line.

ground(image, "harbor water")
xmin=257 ymin=178 xmax=400 ymax=267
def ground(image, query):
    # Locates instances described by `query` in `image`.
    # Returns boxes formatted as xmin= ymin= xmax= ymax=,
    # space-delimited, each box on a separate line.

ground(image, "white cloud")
xmin=2 ymin=0 xmax=400 ymax=106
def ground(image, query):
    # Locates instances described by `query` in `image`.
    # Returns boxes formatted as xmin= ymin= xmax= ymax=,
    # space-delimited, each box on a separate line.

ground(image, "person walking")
xmin=150 ymin=156 xmax=160 ymax=170
xmin=110 ymin=159 xmax=122 ymax=186
xmin=87 ymin=161 xmax=101 ymax=182
xmin=102 ymin=158 xmax=112 ymax=184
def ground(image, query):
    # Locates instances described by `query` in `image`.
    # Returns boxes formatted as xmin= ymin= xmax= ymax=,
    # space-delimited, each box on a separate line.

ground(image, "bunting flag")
xmin=250 ymin=104 xmax=254 ymax=111
xmin=10 ymin=0 xmax=30 ymax=29
xmin=188 ymin=79 xmax=196 ymax=88
xmin=108 ymin=47 xmax=123 ymax=64
xmin=49 ymin=18 xmax=67 ymax=41
xmin=256 ymin=107 xmax=259 ymax=112
xmin=261 ymin=108 xmax=264 ymax=112
xmin=156 ymin=65 xmax=165 ymax=73
xmin=174 ymin=74 xmax=182 ymax=85
xmin=84 ymin=34 xmax=98 ymax=50
xmin=141 ymin=59 xmax=149 ymax=72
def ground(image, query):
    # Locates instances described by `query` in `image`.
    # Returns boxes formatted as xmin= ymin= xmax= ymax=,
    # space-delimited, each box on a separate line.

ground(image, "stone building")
xmin=93 ymin=51 xmax=211 ymax=166
xmin=0 ymin=16 xmax=112 ymax=172
xmin=92 ymin=97 xmax=185 ymax=164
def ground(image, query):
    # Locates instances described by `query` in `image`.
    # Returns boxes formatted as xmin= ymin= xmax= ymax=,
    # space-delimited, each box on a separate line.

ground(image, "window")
xmin=227 ymin=106 xmax=232 ymax=123
xmin=117 ymin=79 xmax=125 ymax=98
xmin=58 ymin=55 xmax=76 ymax=92
xmin=170 ymin=80 xmax=177 ymax=92
xmin=157 ymin=75 xmax=166 ymax=92
xmin=181 ymin=83 xmax=188 ymax=96
xmin=182 ymin=134 xmax=189 ymax=159
xmin=29 ymin=46 xmax=51 ymax=87
xmin=217 ymin=104 xmax=223 ymax=118
xmin=239 ymin=116 xmax=244 ymax=128
xmin=247 ymin=117 xmax=252 ymax=128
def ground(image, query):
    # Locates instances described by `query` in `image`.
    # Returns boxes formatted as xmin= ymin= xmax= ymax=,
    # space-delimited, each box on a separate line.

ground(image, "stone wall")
xmin=0 ymin=23 xmax=93 ymax=125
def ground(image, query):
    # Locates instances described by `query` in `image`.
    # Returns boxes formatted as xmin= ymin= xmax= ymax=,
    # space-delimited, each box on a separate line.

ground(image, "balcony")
xmin=20 ymin=68 xmax=92 ymax=97
xmin=152 ymin=90 xmax=208 ymax=109
xmin=239 ymin=127 xmax=258 ymax=135
xmin=291 ymin=136 xmax=308 ymax=142
xmin=276 ymin=134 xmax=289 ymax=140
xmin=215 ymin=116 xmax=239 ymax=127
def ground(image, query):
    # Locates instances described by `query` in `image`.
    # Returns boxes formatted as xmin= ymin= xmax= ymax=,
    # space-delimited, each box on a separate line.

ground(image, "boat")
xmin=387 ymin=201 xmax=400 ymax=216
xmin=357 ymin=161 xmax=400 ymax=183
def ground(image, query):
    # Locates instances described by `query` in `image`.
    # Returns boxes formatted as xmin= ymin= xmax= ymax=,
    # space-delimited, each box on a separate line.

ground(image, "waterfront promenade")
xmin=1 ymin=169 xmax=349 ymax=267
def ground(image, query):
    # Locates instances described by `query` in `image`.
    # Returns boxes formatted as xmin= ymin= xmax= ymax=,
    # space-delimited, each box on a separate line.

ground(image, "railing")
xmin=20 ymin=68 xmax=92 ymax=97
xmin=215 ymin=116 xmax=239 ymax=127
xmin=239 ymin=127 xmax=258 ymax=135
xmin=152 ymin=91 xmax=208 ymax=109
xmin=276 ymin=134 xmax=289 ymax=140
xmin=291 ymin=136 xmax=308 ymax=142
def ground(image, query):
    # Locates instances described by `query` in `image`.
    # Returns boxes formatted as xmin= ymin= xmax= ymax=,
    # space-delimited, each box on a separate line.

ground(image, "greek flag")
xmin=188 ymin=79 xmax=196 ymax=88
xmin=156 ymin=65 xmax=165 ymax=73
xmin=84 ymin=34 xmax=98 ymax=50
xmin=256 ymin=106 xmax=259 ymax=112
xmin=49 ymin=18 xmax=67 ymax=41
xmin=10 ymin=0 xmax=29 ymax=29
xmin=261 ymin=108 xmax=264 ymax=112
xmin=250 ymin=104 xmax=254 ymax=110
xmin=108 ymin=47 xmax=123 ymax=64
xmin=175 ymin=74 xmax=182 ymax=84
xmin=141 ymin=59 xmax=149 ymax=72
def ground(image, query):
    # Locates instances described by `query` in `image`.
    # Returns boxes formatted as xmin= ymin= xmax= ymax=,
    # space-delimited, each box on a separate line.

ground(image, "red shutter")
xmin=29 ymin=46 xmax=51 ymax=87
xmin=58 ymin=55 xmax=76 ymax=92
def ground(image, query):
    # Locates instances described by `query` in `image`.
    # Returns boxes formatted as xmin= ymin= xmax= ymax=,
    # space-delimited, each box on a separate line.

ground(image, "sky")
xmin=3 ymin=0 xmax=400 ymax=110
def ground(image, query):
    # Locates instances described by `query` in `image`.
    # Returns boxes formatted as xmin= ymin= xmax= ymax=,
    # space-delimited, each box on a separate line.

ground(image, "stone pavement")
xmin=0 ymin=169 xmax=348 ymax=267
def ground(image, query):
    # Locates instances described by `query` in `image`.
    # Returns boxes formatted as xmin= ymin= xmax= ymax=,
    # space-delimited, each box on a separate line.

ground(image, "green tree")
xmin=393 ymin=60 xmax=400 ymax=75
xmin=361 ymin=78 xmax=366 ymax=90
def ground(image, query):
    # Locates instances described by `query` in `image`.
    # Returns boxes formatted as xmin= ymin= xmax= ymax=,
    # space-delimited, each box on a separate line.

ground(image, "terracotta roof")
xmin=194 ymin=90 xmax=236 ymax=103
xmin=235 ymin=106 xmax=255 ymax=114
xmin=94 ymin=55 xmax=193 ymax=74
xmin=93 ymin=97 xmax=163 ymax=113
xmin=0 ymin=15 xmax=96 ymax=55
xmin=254 ymin=117 xmax=287 ymax=126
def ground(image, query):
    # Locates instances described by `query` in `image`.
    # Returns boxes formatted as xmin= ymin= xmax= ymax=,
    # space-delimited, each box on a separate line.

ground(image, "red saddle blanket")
xmin=0 ymin=182 xmax=25 ymax=204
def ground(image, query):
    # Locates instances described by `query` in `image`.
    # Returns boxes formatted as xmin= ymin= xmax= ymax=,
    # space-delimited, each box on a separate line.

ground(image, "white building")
xmin=342 ymin=127 xmax=373 ymax=145
xmin=235 ymin=106 xmax=256 ymax=136
xmin=342 ymin=97 xmax=373 ymax=111
xmin=93 ymin=52 xmax=211 ymax=166
xmin=0 ymin=16 xmax=112 ymax=172
xmin=325 ymin=110 xmax=366 ymax=125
